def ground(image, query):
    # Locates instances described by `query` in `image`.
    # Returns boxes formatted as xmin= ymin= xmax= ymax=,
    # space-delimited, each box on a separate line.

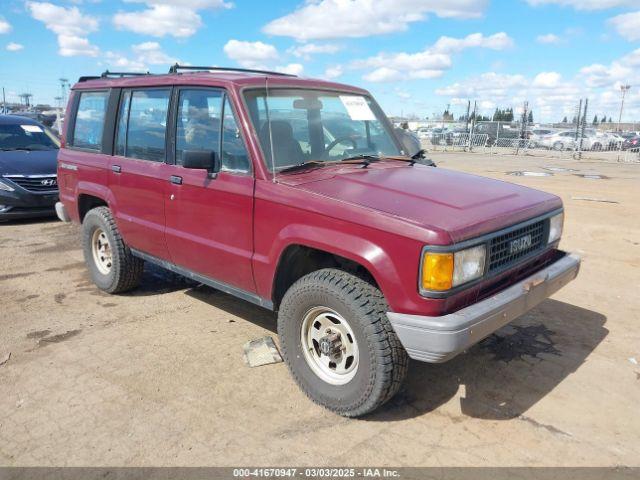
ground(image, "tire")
xmin=553 ymin=141 xmax=564 ymax=151
xmin=277 ymin=268 xmax=408 ymax=417
xmin=82 ymin=206 xmax=144 ymax=294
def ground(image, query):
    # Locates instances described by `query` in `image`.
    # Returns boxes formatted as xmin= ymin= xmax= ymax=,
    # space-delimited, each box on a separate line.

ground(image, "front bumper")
xmin=0 ymin=188 xmax=58 ymax=220
xmin=387 ymin=252 xmax=581 ymax=363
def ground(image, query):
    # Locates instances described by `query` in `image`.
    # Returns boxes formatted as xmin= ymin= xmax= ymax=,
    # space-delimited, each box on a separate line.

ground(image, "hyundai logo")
xmin=509 ymin=234 xmax=533 ymax=254
xmin=41 ymin=178 xmax=57 ymax=187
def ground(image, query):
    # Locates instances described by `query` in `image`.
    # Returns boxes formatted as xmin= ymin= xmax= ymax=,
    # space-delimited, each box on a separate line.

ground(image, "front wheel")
xmin=277 ymin=269 xmax=408 ymax=417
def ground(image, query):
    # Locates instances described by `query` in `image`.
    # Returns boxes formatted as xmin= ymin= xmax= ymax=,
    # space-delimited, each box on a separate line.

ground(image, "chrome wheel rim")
xmin=91 ymin=228 xmax=113 ymax=275
xmin=300 ymin=306 xmax=359 ymax=385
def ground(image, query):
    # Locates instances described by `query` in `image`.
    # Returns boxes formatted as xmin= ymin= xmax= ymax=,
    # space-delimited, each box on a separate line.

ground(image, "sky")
xmin=0 ymin=0 xmax=639 ymax=123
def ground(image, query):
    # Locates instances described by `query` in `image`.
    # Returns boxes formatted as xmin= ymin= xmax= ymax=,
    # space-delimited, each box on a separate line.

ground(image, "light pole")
xmin=618 ymin=84 xmax=631 ymax=132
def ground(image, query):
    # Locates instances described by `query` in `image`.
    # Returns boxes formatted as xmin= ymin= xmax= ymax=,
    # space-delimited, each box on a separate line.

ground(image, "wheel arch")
xmin=269 ymin=232 xmax=399 ymax=310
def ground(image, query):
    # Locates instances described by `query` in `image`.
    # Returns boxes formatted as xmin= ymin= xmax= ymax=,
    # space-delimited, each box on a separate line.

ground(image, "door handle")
xmin=169 ymin=175 xmax=183 ymax=185
xmin=112 ymin=165 xmax=122 ymax=173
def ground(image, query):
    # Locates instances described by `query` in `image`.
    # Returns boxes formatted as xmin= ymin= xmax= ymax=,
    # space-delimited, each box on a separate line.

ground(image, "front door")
xmin=109 ymin=88 xmax=172 ymax=260
xmin=163 ymin=88 xmax=255 ymax=293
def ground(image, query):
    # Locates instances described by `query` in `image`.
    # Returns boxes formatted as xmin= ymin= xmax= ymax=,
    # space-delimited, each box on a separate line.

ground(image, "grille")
xmin=4 ymin=175 xmax=58 ymax=192
xmin=488 ymin=220 xmax=546 ymax=272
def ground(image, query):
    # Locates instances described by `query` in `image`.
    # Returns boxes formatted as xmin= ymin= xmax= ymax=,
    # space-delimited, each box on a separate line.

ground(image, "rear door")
xmin=109 ymin=87 xmax=173 ymax=259
xmin=163 ymin=87 xmax=256 ymax=292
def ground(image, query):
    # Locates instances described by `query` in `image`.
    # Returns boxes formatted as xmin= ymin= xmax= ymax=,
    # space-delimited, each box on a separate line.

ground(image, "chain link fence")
xmin=418 ymin=122 xmax=640 ymax=163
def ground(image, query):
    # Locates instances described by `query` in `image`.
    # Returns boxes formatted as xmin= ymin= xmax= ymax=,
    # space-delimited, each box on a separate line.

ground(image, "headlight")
xmin=0 ymin=179 xmax=15 ymax=192
xmin=548 ymin=212 xmax=564 ymax=244
xmin=421 ymin=244 xmax=486 ymax=292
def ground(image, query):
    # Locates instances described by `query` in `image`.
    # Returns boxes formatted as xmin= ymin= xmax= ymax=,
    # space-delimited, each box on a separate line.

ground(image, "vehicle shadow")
xmin=367 ymin=299 xmax=608 ymax=422
xmin=123 ymin=269 xmax=607 ymax=423
xmin=0 ymin=216 xmax=58 ymax=226
xmin=184 ymin=284 xmax=277 ymax=334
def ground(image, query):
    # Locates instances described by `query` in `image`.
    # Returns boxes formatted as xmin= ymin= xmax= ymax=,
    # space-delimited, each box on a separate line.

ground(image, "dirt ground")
xmin=0 ymin=153 xmax=638 ymax=466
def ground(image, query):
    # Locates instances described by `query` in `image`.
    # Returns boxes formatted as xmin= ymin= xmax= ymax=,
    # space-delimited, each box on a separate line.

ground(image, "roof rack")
xmin=168 ymin=63 xmax=297 ymax=77
xmin=100 ymin=70 xmax=151 ymax=78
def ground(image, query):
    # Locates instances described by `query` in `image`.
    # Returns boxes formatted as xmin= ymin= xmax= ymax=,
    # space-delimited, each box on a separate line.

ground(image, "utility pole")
xmin=19 ymin=93 xmax=33 ymax=109
xmin=2 ymin=87 xmax=5 ymax=114
xmin=617 ymin=84 xmax=631 ymax=132
xmin=59 ymin=78 xmax=69 ymax=107
xmin=464 ymin=100 xmax=471 ymax=132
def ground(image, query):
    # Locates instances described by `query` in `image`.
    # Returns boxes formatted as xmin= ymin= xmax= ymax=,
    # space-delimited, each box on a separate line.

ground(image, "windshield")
xmin=243 ymin=88 xmax=401 ymax=173
xmin=0 ymin=123 xmax=59 ymax=151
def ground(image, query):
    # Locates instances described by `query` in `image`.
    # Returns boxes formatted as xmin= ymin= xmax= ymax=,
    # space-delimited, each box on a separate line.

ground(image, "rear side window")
xmin=72 ymin=91 xmax=109 ymax=150
xmin=116 ymin=89 xmax=170 ymax=162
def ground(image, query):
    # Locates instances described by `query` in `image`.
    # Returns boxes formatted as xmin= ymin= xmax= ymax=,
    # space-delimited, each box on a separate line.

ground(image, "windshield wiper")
xmin=278 ymin=160 xmax=327 ymax=174
xmin=340 ymin=154 xmax=381 ymax=168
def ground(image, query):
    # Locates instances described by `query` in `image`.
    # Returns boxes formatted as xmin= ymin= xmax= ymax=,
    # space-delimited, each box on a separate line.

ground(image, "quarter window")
xmin=72 ymin=91 xmax=109 ymax=151
xmin=116 ymin=89 xmax=170 ymax=162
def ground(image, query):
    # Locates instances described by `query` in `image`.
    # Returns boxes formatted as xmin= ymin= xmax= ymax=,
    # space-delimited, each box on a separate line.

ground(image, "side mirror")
xmin=182 ymin=150 xmax=220 ymax=173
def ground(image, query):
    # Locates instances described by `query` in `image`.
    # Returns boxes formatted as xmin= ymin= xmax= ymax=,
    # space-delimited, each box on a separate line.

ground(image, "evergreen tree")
xmin=527 ymin=110 xmax=534 ymax=123
xmin=571 ymin=116 xmax=577 ymax=124
xmin=562 ymin=116 xmax=568 ymax=123
xmin=601 ymin=115 xmax=607 ymax=123
xmin=593 ymin=115 xmax=599 ymax=125
xmin=608 ymin=117 xmax=613 ymax=123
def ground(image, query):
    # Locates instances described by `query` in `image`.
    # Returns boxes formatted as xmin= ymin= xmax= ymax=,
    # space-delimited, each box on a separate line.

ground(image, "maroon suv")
xmin=56 ymin=66 xmax=580 ymax=417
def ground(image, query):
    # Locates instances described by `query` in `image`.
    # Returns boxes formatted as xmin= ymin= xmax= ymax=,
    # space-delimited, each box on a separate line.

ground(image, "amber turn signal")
xmin=421 ymin=252 xmax=454 ymax=291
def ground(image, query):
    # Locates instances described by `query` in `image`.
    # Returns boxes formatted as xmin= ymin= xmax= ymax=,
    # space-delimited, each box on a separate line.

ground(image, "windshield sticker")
xmin=339 ymin=96 xmax=376 ymax=121
xmin=21 ymin=125 xmax=43 ymax=133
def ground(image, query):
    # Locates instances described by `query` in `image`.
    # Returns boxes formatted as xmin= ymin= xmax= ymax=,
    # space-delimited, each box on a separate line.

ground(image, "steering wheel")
xmin=322 ymin=136 xmax=358 ymax=159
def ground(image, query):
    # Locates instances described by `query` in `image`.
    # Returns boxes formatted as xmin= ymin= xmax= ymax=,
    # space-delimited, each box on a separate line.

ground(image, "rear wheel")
xmin=82 ymin=206 xmax=143 ymax=293
xmin=277 ymin=268 xmax=408 ymax=417
xmin=553 ymin=141 xmax=564 ymax=151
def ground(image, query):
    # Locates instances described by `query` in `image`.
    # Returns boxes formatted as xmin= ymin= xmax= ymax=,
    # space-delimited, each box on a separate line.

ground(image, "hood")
xmin=284 ymin=162 xmax=561 ymax=243
xmin=0 ymin=149 xmax=59 ymax=176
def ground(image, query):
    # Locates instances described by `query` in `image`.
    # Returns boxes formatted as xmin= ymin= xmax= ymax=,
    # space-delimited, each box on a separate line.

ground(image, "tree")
xmin=562 ymin=116 xmax=568 ymax=123
xmin=527 ymin=110 xmax=534 ymax=123
xmin=608 ymin=117 xmax=613 ymax=123
xmin=601 ymin=115 xmax=607 ymax=123
xmin=571 ymin=115 xmax=577 ymax=124
xmin=593 ymin=115 xmax=599 ymax=125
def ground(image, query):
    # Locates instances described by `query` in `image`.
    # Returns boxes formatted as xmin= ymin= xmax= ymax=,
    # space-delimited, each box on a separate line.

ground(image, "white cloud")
xmin=609 ymin=11 xmax=640 ymax=42
xmin=6 ymin=42 xmax=23 ymax=51
xmin=354 ymin=32 xmax=513 ymax=82
xmin=105 ymin=42 xmax=178 ymax=70
xmin=536 ymin=33 xmax=560 ymax=44
xmin=223 ymin=39 xmax=279 ymax=69
xmin=532 ymin=71 xmax=562 ymax=88
xmin=288 ymin=43 xmax=341 ymax=59
xmin=431 ymin=32 xmax=513 ymax=53
xmin=0 ymin=17 xmax=11 ymax=34
xmin=132 ymin=41 xmax=177 ymax=64
xmin=526 ymin=0 xmax=638 ymax=10
xmin=275 ymin=63 xmax=304 ymax=75
xmin=579 ymin=50 xmax=639 ymax=88
xmin=324 ymin=65 xmax=343 ymax=79
xmin=113 ymin=0 xmax=233 ymax=38
xmin=58 ymin=35 xmax=99 ymax=57
xmin=27 ymin=2 xmax=99 ymax=57
xmin=263 ymin=0 xmax=488 ymax=41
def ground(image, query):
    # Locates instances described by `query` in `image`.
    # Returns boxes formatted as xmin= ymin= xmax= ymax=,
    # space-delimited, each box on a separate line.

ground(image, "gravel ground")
xmin=0 ymin=153 xmax=638 ymax=466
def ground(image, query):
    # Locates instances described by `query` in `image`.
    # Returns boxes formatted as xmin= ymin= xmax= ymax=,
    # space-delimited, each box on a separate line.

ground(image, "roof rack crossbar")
xmin=168 ymin=63 xmax=296 ymax=77
xmin=100 ymin=70 xmax=151 ymax=78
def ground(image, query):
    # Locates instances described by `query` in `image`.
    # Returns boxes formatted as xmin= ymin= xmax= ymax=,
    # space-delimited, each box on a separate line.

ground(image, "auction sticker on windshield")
xmin=339 ymin=96 xmax=375 ymax=121
xmin=21 ymin=125 xmax=44 ymax=133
